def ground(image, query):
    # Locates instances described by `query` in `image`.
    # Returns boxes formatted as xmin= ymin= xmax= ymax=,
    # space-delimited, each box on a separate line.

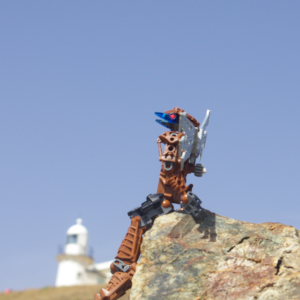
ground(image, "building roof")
xmin=66 ymin=218 xmax=88 ymax=235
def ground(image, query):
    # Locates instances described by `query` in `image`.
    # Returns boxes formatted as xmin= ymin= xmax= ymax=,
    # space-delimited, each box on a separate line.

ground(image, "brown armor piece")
xmin=157 ymin=130 xmax=196 ymax=204
xmin=95 ymin=107 xmax=209 ymax=300
xmin=95 ymin=216 xmax=146 ymax=300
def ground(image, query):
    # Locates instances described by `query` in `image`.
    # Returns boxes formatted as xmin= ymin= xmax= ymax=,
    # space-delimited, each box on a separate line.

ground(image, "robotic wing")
xmin=178 ymin=110 xmax=211 ymax=169
xmin=196 ymin=110 xmax=211 ymax=161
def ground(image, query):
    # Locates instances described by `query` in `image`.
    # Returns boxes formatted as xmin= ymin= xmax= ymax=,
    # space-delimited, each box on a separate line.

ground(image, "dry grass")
xmin=0 ymin=285 xmax=130 ymax=300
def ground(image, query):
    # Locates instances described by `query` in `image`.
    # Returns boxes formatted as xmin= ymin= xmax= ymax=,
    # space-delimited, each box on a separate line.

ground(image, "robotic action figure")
xmin=95 ymin=107 xmax=211 ymax=300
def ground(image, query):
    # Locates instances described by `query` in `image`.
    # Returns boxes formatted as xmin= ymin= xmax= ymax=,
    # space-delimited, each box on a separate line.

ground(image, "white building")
xmin=55 ymin=218 xmax=112 ymax=287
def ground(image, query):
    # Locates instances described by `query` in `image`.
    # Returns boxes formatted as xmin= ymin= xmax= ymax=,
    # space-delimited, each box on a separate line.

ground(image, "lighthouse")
xmin=55 ymin=218 xmax=99 ymax=286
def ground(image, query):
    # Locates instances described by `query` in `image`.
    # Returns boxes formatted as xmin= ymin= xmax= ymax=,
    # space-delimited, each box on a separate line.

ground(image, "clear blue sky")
xmin=0 ymin=0 xmax=299 ymax=291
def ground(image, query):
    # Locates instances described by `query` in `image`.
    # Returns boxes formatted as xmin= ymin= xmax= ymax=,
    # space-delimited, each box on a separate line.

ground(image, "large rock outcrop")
xmin=130 ymin=210 xmax=300 ymax=300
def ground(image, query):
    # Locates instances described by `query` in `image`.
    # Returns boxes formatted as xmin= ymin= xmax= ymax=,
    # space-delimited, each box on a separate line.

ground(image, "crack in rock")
xmin=227 ymin=236 xmax=250 ymax=253
xmin=275 ymin=256 xmax=283 ymax=275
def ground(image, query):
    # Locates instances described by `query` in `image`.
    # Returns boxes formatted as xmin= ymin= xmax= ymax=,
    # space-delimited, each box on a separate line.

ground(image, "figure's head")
xmin=155 ymin=111 xmax=179 ymax=131
xmin=155 ymin=107 xmax=200 ymax=131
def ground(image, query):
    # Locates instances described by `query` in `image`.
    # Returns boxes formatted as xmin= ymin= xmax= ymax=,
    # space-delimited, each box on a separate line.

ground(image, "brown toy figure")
xmin=95 ymin=107 xmax=211 ymax=300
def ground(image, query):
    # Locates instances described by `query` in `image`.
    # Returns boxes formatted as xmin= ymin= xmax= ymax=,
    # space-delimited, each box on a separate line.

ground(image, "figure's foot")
xmin=179 ymin=191 xmax=202 ymax=217
xmin=95 ymin=266 xmax=135 ymax=300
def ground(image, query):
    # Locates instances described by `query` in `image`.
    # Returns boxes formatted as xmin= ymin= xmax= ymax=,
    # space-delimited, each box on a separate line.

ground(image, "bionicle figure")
xmin=95 ymin=107 xmax=210 ymax=300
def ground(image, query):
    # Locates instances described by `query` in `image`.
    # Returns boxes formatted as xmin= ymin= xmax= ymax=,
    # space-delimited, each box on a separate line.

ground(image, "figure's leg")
xmin=95 ymin=216 xmax=147 ymax=300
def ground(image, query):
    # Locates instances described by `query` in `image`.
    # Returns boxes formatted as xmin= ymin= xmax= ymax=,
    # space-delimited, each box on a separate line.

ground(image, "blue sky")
xmin=0 ymin=1 xmax=299 ymax=291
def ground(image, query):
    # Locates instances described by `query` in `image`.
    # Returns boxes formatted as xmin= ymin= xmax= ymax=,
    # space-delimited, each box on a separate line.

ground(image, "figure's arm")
xmin=157 ymin=137 xmax=163 ymax=161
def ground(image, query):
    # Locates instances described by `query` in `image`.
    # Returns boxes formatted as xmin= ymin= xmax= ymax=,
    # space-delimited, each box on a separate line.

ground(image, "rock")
xmin=130 ymin=210 xmax=300 ymax=300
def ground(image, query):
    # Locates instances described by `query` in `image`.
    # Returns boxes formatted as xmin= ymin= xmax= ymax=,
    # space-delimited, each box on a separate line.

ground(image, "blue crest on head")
xmin=155 ymin=112 xmax=179 ymax=130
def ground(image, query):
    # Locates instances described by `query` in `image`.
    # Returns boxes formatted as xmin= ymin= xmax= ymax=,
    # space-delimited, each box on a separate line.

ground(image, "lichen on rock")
xmin=130 ymin=210 xmax=300 ymax=300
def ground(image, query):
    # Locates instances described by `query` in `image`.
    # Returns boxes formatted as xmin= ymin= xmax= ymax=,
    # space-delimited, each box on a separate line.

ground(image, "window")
xmin=98 ymin=277 xmax=104 ymax=284
xmin=66 ymin=234 xmax=78 ymax=244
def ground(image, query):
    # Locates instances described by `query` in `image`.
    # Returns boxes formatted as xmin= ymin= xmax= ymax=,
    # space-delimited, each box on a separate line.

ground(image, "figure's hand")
xmin=194 ymin=164 xmax=206 ymax=177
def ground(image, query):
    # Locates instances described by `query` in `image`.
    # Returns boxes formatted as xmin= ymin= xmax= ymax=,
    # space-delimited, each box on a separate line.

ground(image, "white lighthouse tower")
xmin=55 ymin=218 xmax=99 ymax=286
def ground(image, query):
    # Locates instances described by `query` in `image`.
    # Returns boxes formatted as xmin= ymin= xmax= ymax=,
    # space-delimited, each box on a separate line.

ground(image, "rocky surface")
xmin=130 ymin=210 xmax=300 ymax=300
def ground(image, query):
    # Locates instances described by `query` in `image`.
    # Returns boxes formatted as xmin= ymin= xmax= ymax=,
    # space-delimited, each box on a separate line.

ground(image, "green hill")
xmin=0 ymin=285 xmax=130 ymax=300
